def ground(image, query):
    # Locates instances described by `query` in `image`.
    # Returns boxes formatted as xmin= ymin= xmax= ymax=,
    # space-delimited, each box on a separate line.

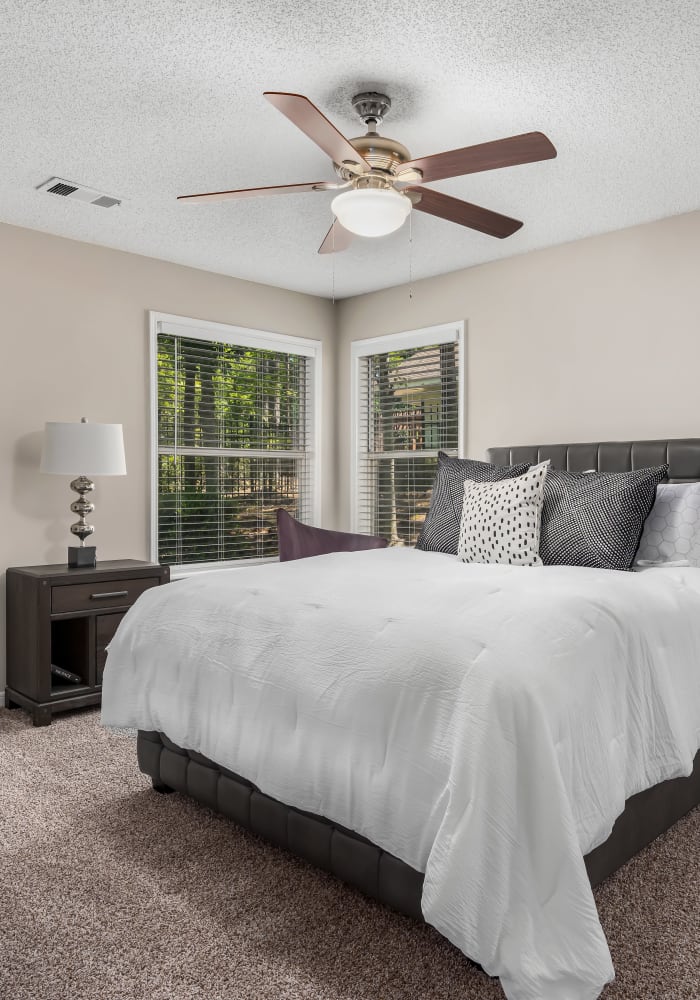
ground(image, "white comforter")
xmin=101 ymin=548 xmax=700 ymax=1000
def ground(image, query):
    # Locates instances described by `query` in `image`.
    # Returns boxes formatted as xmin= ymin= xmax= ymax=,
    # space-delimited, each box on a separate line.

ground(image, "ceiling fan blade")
xmin=410 ymin=187 xmax=523 ymax=239
xmin=404 ymin=132 xmax=556 ymax=184
xmin=178 ymin=180 xmax=344 ymax=204
xmin=318 ymin=219 xmax=354 ymax=255
xmin=264 ymin=92 xmax=369 ymax=171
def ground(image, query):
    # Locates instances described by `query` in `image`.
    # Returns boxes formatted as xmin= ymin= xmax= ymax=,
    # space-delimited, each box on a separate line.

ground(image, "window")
xmin=150 ymin=313 xmax=321 ymax=570
xmin=351 ymin=322 xmax=464 ymax=545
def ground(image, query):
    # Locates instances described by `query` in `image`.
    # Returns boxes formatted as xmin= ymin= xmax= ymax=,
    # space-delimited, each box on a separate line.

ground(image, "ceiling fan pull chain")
xmin=332 ymin=221 xmax=336 ymax=304
xmin=408 ymin=211 xmax=413 ymax=301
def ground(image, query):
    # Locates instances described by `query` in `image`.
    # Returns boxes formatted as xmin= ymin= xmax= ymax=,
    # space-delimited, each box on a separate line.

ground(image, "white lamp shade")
xmin=41 ymin=421 xmax=126 ymax=476
xmin=331 ymin=188 xmax=411 ymax=238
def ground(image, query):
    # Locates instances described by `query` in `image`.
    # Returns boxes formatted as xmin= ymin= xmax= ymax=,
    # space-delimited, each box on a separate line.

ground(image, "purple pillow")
xmin=277 ymin=509 xmax=388 ymax=562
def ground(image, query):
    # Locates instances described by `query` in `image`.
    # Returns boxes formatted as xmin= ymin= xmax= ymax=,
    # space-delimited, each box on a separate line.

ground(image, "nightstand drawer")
xmin=51 ymin=577 xmax=160 ymax=614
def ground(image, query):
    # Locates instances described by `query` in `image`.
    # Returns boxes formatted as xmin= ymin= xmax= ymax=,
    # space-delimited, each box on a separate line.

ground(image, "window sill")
xmin=168 ymin=557 xmax=278 ymax=581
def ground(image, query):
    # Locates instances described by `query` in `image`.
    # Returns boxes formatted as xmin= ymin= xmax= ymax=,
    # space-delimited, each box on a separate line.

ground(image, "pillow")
xmin=458 ymin=462 xmax=549 ymax=567
xmin=277 ymin=508 xmax=388 ymax=562
xmin=540 ymin=465 xmax=668 ymax=570
xmin=634 ymin=482 xmax=700 ymax=567
xmin=416 ymin=453 xmax=530 ymax=555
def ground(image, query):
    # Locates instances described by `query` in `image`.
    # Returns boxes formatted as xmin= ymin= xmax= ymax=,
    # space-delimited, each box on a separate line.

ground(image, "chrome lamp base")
xmin=68 ymin=475 xmax=97 ymax=569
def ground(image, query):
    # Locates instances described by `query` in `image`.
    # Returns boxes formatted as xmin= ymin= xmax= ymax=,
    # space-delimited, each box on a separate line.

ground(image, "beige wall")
xmin=335 ymin=210 xmax=700 ymax=529
xmin=0 ymin=222 xmax=335 ymax=690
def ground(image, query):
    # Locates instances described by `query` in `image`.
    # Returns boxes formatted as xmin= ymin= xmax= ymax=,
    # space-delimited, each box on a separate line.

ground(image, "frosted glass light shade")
xmin=331 ymin=188 xmax=411 ymax=238
xmin=41 ymin=420 xmax=126 ymax=476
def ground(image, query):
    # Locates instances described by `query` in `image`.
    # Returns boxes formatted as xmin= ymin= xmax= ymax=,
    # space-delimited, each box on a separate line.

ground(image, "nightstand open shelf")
xmin=5 ymin=559 xmax=169 ymax=726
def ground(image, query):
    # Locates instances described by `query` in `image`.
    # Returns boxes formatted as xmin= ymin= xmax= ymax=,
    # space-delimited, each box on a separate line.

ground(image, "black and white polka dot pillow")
xmin=457 ymin=462 xmax=550 ymax=567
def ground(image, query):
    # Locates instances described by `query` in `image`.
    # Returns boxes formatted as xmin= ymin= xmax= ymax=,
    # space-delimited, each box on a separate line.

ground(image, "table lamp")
xmin=40 ymin=417 xmax=126 ymax=568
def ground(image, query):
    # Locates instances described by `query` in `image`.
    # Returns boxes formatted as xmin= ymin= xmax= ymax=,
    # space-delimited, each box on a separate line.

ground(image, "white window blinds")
xmin=152 ymin=317 xmax=319 ymax=568
xmin=354 ymin=327 xmax=462 ymax=545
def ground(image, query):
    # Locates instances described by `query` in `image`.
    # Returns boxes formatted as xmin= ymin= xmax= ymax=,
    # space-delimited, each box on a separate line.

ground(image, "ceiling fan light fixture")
xmin=330 ymin=187 xmax=411 ymax=238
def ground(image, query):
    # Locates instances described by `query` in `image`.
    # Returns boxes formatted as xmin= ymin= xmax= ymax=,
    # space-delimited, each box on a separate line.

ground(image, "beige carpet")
xmin=1 ymin=708 xmax=698 ymax=1000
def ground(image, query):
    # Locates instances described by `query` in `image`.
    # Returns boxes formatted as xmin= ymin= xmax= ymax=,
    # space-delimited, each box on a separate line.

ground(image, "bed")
xmin=101 ymin=438 xmax=700 ymax=1000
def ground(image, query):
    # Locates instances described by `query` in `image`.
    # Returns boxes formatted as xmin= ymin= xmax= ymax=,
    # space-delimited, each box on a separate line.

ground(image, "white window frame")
xmin=149 ymin=311 xmax=322 ymax=575
xmin=350 ymin=320 xmax=465 ymax=534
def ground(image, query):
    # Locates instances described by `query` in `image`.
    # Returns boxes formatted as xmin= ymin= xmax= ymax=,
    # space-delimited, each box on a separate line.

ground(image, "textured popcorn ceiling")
xmin=0 ymin=1 xmax=698 ymax=299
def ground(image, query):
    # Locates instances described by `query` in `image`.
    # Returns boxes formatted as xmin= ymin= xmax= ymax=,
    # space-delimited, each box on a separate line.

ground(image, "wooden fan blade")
xmin=404 ymin=132 xmax=556 ymax=184
xmin=178 ymin=181 xmax=343 ymax=204
xmin=318 ymin=219 xmax=354 ymax=255
xmin=410 ymin=187 xmax=523 ymax=239
xmin=264 ymin=92 xmax=369 ymax=171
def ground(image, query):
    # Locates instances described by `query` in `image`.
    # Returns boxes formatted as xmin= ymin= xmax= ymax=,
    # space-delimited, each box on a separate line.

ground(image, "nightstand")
xmin=5 ymin=559 xmax=169 ymax=726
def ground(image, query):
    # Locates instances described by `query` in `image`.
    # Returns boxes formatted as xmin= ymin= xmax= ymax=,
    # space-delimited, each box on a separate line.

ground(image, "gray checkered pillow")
xmin=416 ymin=453 xmax=530 ymax=555
xmin=540 ymin=465 xmax=668 ymax=570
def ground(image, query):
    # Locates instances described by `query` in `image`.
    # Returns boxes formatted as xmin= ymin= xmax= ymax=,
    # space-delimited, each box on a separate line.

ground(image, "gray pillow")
xmin=416 ymin=453 xmax=530 ymax=555
xmin=540 ymin=465 xmax=668 ymax=570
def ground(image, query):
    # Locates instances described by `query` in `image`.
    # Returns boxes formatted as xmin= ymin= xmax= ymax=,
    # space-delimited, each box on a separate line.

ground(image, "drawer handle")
xmin=90 ymin=590 xmax=129 ymax=600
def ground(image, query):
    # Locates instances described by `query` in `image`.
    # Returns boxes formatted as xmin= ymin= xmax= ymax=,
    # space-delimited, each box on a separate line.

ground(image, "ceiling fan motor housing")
xmin=343 ymin=134 xmax=411 ymax=177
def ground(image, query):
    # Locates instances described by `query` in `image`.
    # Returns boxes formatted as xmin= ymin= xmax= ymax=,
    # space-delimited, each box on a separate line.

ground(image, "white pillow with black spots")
xmin=457 ymin=462 xmax=549 ymax=567
xmin=634 ymin=482 xmax=700 ymax=567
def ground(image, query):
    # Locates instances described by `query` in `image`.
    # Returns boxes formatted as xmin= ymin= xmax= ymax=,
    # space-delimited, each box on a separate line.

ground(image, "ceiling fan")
xmin=178 ymin=91 xmax=557 ymax=254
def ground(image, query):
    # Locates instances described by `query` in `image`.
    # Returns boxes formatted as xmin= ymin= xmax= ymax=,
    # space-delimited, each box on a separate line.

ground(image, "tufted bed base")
xmin=138 ymin=730 xmax=700 ymax=915
xmin=137 ymin=729 xmax=425 ymax=919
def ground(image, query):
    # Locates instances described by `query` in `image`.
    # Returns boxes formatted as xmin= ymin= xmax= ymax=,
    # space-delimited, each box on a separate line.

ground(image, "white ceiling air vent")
xmin=36 ymin=176 xmax=122 ymax=208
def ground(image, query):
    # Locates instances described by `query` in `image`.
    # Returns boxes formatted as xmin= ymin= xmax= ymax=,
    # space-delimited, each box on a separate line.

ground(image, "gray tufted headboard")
xmin=486 ymin=439 xmax=700 ymax=484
